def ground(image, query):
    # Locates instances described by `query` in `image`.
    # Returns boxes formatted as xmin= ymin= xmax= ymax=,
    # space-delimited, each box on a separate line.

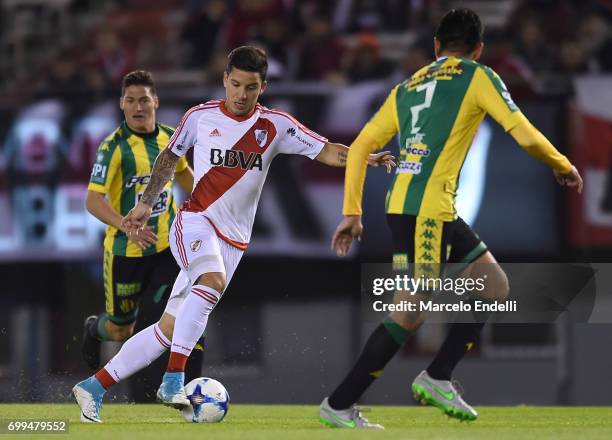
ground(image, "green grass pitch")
xmin=1 ymin=404 xmax=611 ymax=440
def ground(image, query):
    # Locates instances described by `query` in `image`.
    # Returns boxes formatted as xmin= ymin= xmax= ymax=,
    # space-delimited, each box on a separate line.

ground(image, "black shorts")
xmin=103 ymin=247 xmax=179 ymax=325
xmin=386 ymin=214 xmax=487 ymax=274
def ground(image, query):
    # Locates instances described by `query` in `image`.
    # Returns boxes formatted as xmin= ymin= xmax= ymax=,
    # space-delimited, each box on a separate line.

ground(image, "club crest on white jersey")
xmin=254 ymin=129 xmax=268 ymax=147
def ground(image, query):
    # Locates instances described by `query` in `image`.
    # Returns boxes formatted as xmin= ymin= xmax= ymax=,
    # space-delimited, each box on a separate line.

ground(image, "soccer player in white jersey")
xmin=72 ymin=46 xmax=394 ymax=423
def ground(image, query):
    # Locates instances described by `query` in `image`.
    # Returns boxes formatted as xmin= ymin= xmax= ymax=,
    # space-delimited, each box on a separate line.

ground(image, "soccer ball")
xmin=181 ymin=377 xmax=230 ymax=423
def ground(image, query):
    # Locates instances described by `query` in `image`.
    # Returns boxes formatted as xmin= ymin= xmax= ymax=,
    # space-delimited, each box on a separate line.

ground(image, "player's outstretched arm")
xmin=315 ymin=142 xmax=395 ymax=171
xmin=122 ymin=148 xmax=180 ymax=230
xmin=509 ymin=119 xmax=583 ymax=194
xmin=329 ymin=86 xmax=399 ymax=257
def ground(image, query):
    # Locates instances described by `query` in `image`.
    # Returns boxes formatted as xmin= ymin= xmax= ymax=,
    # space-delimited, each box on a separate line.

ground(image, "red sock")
xmin=95 ymin=368 xmax=117 ymax=390
xmin=167 ymin=351 xmax=188 ymax=373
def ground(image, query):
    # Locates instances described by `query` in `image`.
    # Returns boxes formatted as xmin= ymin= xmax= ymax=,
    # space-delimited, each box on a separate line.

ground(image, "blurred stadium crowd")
xmin=1 ymin=0 xmax=611 ymax=104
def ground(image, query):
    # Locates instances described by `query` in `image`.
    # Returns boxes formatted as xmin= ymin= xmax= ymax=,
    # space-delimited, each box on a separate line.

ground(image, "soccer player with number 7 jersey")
xmin=320 ymin=8 xmax=583 ymax=429
xmin=72 ymin=45 xmax=395 ymax=423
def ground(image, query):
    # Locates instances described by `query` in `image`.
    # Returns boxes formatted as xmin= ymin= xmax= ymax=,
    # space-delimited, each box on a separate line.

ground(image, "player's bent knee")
xmin=195 ymin=272 xmax=226 ymax=293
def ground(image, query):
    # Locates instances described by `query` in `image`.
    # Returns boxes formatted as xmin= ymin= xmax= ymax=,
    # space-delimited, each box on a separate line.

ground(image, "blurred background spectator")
xmin=88 ymin=29 xmax=135 ymax=83
xmin=181 ymin=0 xmax=229 ymax=68
xmin=296 ymin=13 xmax=346 ymax=82
xmin=341 ymin=32 xmax=395 ymax=83
xmin=224 ymin=0 xmax=287 ymax=49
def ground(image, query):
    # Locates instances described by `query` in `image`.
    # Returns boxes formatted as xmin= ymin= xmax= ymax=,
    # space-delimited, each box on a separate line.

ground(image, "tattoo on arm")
xmin=141 ymin=149 xmax=179 ymax=206
xmin=337 ymin=150 xmax=347 ymax=166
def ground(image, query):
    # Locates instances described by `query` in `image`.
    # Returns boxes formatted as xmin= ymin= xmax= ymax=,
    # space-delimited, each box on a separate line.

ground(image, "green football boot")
xmin=319 ymin=397 xmax=384 ymax=429
xmin=411 ymin=370 xmax=478 ymax=421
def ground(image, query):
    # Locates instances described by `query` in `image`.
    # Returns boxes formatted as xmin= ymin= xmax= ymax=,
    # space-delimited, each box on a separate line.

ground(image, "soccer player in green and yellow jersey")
xmin=320 ymin=9 xmax=583 ymax=429
xmin=81 ymin=71 xmax=205 ymax=381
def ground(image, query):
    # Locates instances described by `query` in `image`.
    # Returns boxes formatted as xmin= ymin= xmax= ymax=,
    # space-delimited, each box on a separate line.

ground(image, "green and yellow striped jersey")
xmin=88 ymin=121 xmax=189 ymax=257
xmin=348 ymin=56 xmax=529 ymax=221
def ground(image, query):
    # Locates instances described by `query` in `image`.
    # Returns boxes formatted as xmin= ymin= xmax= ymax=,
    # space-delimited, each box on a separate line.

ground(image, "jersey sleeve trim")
xmin=299 ymin=138 xmax=326 ymax=160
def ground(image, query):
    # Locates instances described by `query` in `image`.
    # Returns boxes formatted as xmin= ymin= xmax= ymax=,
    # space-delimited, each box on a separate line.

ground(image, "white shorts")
xmin=165 ymin=211 xmax=244 ymax=317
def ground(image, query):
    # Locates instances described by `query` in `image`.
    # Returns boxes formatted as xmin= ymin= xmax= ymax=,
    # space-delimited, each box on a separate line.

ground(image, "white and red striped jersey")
xmin=167 ymin=100 xmax=327 ymax=249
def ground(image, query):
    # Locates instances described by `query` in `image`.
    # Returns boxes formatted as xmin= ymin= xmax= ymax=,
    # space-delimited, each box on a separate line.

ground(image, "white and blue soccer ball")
xmin=181 ymin=377 xmax=229 ymax=423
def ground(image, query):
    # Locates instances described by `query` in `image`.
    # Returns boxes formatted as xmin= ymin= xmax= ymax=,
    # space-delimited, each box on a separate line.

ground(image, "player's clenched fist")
xmin=553 ymin=165 xmax=583 ymax=194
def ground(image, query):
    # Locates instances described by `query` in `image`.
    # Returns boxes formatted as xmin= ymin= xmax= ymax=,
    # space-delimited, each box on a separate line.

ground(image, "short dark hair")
xmin=435 ymin=8 xmax=484 ymax=54
xmin=226 ymin=46 xmax=268 ymax=81
xmin=121 ymin=70 xmax=156 ymax=96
